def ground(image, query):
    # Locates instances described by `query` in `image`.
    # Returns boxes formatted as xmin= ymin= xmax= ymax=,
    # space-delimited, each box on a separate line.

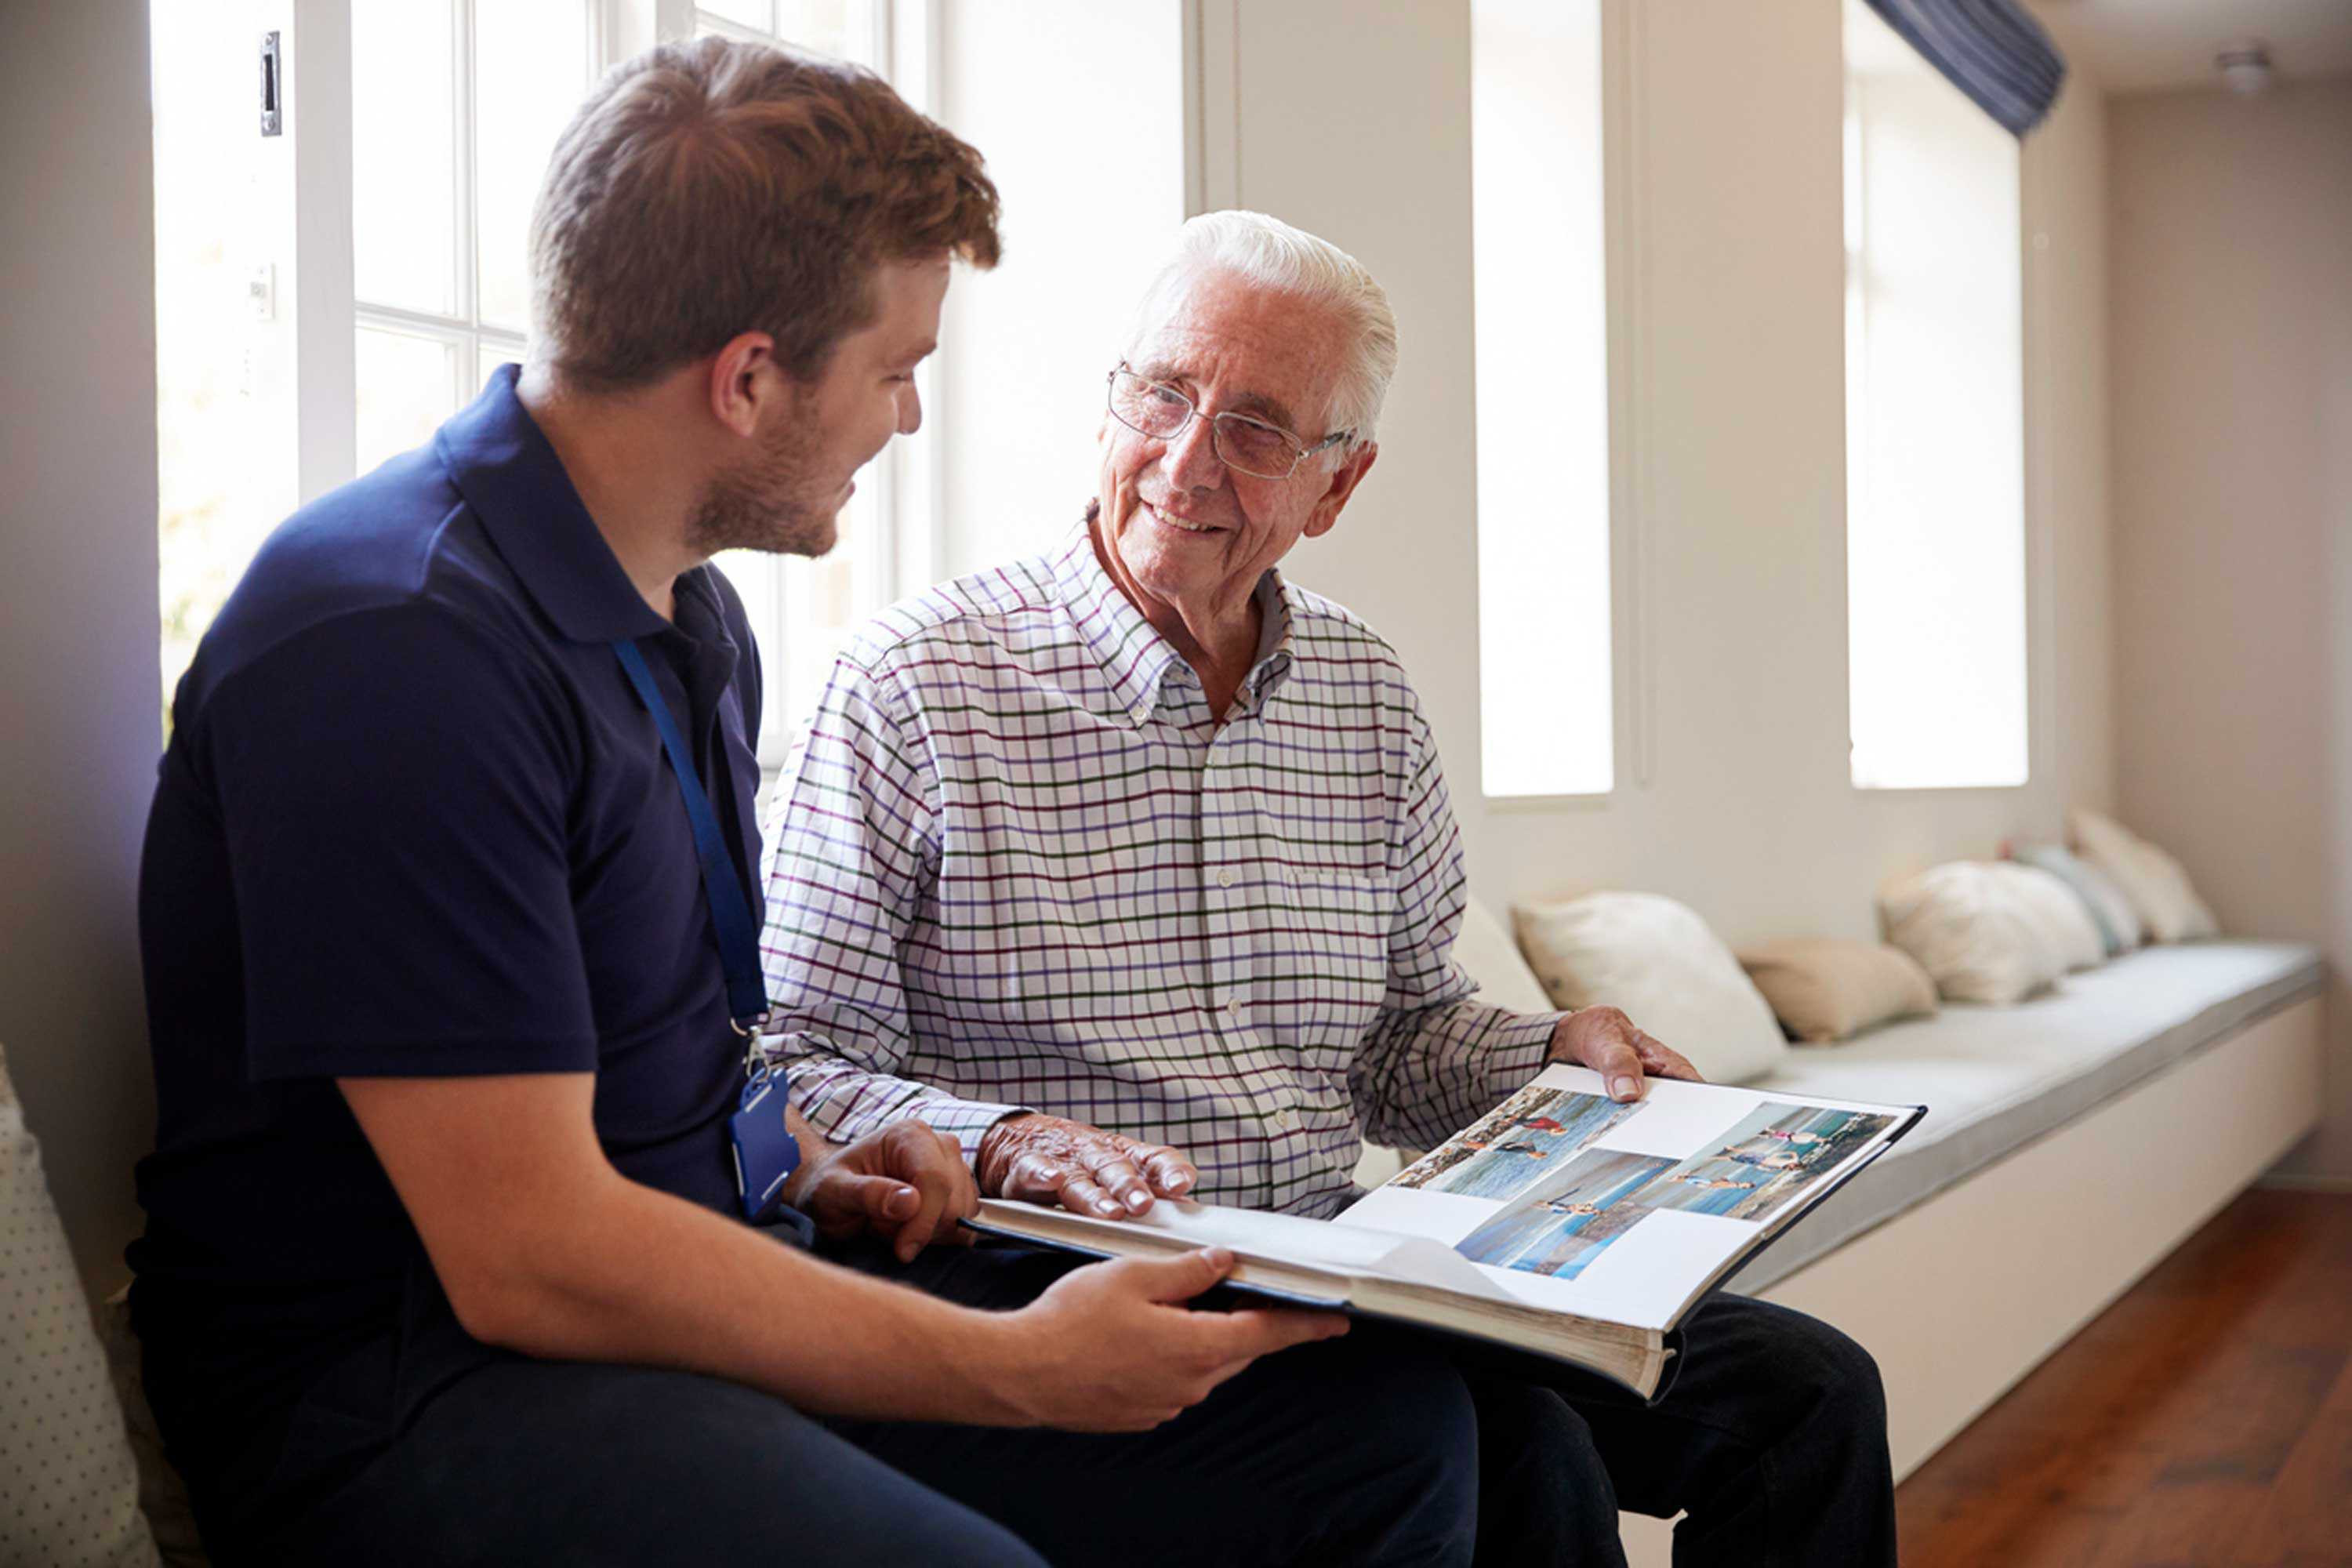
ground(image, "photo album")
xmin=969 ymin=1064 xmax=1924 ymax=1399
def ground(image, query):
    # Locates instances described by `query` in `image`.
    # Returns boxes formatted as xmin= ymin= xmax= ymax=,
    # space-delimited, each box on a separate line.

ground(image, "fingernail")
xmin=1167 ymin=1173 xmax=1192 ymax=1193
xmin=1612 ymin=1076 xmax=1642 ymax=1101
xmin=1123 ymin=1189 xmax=1151 ymax=1211
xmin=1097 ymin=1197 xmax=1122 ymax=1214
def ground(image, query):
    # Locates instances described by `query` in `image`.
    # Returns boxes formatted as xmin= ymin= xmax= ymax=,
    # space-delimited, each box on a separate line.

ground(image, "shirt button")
xmin=1225 ymin=996 xmax=1243 ymax=1017
xmin=1217 ymin=868 xmax=1236 ymax=890
xmin=1273 ymin=1108 xmax=1298 ymax=1131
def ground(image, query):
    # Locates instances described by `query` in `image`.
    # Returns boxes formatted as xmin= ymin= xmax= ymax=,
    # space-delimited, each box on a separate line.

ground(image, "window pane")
xmin=356 ymin=327 xmax=459 ymax=474
xmin=699 ymin=0 xmax=771 ymax=30
xmin=775 ymin=0 xmax=857 ymax=59
xmin=476 ymin=0 xmax=591 ymax=333
xmin=1843 ymin=0 xmax=2026 ymax=789
xmin=353 ymin=0 xmax=458 ymax=315
xmin=1473 ymin=0 xmax=1612 ymax=797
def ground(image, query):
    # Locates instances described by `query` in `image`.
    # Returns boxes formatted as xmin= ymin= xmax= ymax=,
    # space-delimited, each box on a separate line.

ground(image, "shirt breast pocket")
xmin=1276 ymin=869 xmax=1393 ymax=1063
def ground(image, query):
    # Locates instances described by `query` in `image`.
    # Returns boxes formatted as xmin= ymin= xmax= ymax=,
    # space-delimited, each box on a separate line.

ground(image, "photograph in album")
xmin=1386 ymin=1083 xmax=1639 ymax=1200
xmin=1454 ymin=1149 xmax=1676 ymax=1279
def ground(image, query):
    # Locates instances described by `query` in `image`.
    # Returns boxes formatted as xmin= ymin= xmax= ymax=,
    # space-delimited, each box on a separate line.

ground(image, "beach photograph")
xmin=1387 ymin=1084 xmax=1642 ymax=1202
xmin=1450 ymin=1149 xmax=1676 ymax=1279
xmin=1628 ymin=1101 xmax=1898 ymax=1224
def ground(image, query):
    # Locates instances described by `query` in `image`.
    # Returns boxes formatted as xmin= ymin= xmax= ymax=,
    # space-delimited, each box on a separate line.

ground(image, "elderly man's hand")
xmin=978 ymin=1112 xmax=1199 ymax=1219
xmin=1548 ymin=1006 xmax=1703 ymax=1102
xmin=786 ymin=1120 xmax=980 ymax=1262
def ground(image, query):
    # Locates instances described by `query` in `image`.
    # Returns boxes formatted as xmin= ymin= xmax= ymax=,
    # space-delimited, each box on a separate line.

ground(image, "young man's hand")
xmin=787 ymin=1120 xmax=979 ymax=1261
xmin=977 ymin=1112 xmax=1199 ymax=1218
xmin=985 ymin=1248 xmax=1348 ymax=1431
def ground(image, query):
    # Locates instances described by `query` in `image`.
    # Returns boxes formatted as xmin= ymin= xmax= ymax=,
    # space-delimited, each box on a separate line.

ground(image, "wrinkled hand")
xmin=786 ymin=1120 xmax=979 ymax=1262
xmin=997 ymin=1248 xmax=1349 ymax=1431
xmin=1548 ymin=1006 xmax=1703 ymax=1102
xmin=978 ymin=1112 xmax=1198 ymax=1219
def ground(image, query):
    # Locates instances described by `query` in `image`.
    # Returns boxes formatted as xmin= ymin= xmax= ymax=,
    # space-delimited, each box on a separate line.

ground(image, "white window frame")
xmin=265 ymin=0 xmax=943 ymax=767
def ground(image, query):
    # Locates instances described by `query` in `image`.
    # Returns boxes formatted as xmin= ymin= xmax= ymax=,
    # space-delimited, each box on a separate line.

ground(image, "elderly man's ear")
xmin=1303 ymin=443 xmax=1379 ymax=539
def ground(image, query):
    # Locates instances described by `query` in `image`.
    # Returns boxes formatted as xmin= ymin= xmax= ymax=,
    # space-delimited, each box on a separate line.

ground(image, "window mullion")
xmin=290 ymin=0 xmax=361 ymax=503
xmin=454 ymin=0 xmax=481 ymax=331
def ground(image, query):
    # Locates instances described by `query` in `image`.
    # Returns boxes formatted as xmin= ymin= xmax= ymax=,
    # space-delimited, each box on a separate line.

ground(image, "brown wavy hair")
xmin=528 ymin=37 xmax=1000 ymax=391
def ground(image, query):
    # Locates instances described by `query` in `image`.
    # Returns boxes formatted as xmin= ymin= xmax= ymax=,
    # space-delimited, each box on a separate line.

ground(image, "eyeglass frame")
xmin=1104 ymin=364 xmax=1353 ymax=481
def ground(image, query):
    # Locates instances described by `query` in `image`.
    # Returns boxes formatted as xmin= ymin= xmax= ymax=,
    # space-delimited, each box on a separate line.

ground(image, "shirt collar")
xmin=435 ymin=365 xmax=675 ymax=646
xmin=1053 ymin=503 xmax=1297 ymax=726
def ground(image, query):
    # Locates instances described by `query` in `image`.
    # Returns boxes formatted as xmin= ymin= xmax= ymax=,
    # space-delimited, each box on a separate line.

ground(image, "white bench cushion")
xmin=1725 ymin=940 xmax=2322 ymax=1292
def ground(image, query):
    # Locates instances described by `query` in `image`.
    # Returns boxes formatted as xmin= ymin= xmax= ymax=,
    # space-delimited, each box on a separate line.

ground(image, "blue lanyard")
xmin=612 ymin=639 xmax=769 ymax=1033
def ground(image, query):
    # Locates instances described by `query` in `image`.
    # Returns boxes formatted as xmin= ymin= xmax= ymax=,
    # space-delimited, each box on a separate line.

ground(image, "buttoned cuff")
xmin=1478 ymin=1007 xmax=1568 ymax=1102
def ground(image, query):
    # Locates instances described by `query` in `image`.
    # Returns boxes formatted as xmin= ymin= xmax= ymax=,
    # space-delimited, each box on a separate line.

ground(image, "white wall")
xmin=930 ymin=0 xmax=1189 ymax=576
xmin=0 ymin=0 xmax=162 ymax=1287
xmin=1197 ymin=0 xmax=2114 ymax=946
xmin=2108 ymin=79 xmax=2352 ymax=1181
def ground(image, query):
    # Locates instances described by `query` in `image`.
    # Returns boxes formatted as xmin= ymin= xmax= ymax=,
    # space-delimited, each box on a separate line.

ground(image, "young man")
xmin=130 ymin=42 xmax=1479 ymax=1566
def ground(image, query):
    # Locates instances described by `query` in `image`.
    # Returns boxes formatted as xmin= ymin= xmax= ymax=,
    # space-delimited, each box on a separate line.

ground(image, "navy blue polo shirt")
xmin=130 ymin=367 xmax=769 ymax=1443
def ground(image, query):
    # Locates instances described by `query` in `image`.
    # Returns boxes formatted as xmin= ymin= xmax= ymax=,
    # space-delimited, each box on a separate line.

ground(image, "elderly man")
xmin=759 ymin=209 xmax=1896 ymax=1566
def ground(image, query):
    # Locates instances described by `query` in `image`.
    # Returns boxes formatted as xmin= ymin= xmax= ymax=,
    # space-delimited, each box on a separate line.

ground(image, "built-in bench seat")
xmin=1728 ymin=938 xmax=2324 ymax=1293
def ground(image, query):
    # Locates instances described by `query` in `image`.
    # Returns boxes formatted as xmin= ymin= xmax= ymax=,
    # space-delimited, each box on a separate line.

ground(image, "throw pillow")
xmin=1993 ymin=862 xmax=2108 ymax=973
xmin=1878 ymin=862 xmax=2066 ymax=1005
xmin=2013 ymin=842 xmax=2143 ymax=953
xmin=1735 ymin=938 xmax=1939 ymax=1044
xmin=2071 ymin=809 xmax=2220 ymax=943
xmin=0 ymin=1044 xmax=161 ymax=1568
xmin=1513 ymin=891 xmax=1788 ymax=1084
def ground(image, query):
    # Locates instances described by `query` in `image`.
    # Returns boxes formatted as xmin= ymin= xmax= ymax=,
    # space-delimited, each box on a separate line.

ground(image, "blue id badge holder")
xmin=613 ymin=637 xmax=800 ymax=1224
xmin=729 ymin=1060 xmax=800 ymax=1224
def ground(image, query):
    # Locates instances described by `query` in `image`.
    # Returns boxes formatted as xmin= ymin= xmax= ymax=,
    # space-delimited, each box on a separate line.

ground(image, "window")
xmin=1470 ymin=0 xmax=1612 ymax=799
xmin=349 ymin=0 xmax=593 ymax=474
xmin=154 ymin=0 xmax=931 ymax=758
xmin=1842 ymin=0 xmax=2027 ymax=789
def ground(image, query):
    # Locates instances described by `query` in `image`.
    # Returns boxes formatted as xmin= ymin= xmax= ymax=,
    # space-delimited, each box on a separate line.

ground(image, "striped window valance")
xmin=1860 ymin=0 xmax=2067 ymax=134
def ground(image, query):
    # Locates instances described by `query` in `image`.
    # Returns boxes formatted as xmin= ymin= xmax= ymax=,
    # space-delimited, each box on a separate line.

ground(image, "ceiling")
xmin=2024 ymin=0 xmax=2352 ymax=93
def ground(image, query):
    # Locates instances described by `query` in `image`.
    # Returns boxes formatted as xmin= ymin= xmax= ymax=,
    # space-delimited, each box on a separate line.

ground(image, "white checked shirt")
xmin=756 ymin=518 xmax=1562 ymax=1218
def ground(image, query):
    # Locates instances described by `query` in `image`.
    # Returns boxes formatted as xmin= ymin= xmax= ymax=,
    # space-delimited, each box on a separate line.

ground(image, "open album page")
xmin=1337 ymin=1065 xmax=1909 ymax=1331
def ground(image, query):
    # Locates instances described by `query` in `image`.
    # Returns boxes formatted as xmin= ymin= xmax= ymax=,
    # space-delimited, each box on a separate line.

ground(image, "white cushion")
xmin=1512 ymin=891 xmax=1789 ymax=1084
xmin=1994 ymin=862 xmax=2108 ymax=973
xmin=1879 ymin=862 xmax=2066 ymax=1005
xmin=0 ymin=1044 xmax=160 ymax=1568
xmin=2015 ymin=842 xmax=2144 ymax=953
xmin=2071 ymin=808 xmax=2220 ymax=944
xmin=1450 ymin=897 xmax=1554 ymax=1015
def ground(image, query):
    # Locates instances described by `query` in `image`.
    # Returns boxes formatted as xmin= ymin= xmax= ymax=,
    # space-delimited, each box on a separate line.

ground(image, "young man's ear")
xmin=708 ymin=332 xmax=779 ymax=440
xmin=1303 ymin=443 xmax=1379 ymax=540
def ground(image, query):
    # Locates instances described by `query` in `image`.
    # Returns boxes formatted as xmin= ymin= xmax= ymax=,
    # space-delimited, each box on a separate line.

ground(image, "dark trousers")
xmin=171 ymin=1243 xmax=1890 ymax=1567
xmin=200 ymin=1240 xmax=1481 ymax=1568
xmin=1463 ymin=1294 xmax=1898 ymax=1568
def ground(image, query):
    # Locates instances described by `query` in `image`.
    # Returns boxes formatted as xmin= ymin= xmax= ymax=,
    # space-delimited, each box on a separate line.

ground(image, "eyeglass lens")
xmin=1109 ymin=372 xmax=1303 ymax=479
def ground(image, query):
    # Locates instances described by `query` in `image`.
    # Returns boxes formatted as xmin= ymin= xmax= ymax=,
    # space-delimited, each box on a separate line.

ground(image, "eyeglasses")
xmin=1105 ymin=366 xmax=1352 ymax=481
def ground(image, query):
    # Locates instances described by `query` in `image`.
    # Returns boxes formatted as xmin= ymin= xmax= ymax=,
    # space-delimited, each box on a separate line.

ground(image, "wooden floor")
xmin=1897 ymin=1188 xmax=2352 ymax=1567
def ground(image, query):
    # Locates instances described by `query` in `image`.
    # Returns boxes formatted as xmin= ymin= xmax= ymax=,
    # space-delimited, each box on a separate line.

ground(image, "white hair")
xmin=1123 ymin=209 xmax=1399 ymax=457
